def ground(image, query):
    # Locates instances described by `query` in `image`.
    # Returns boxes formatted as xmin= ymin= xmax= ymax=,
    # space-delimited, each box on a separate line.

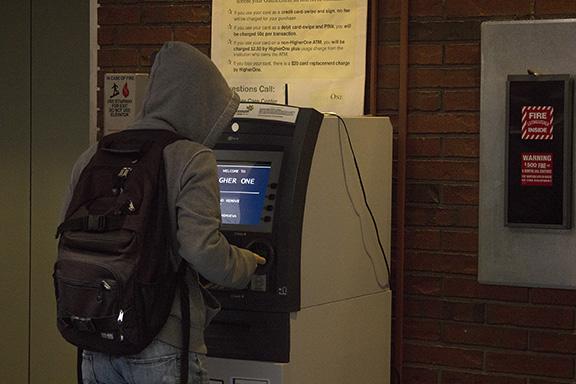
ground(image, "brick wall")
xmin=380 ymin=1 xmax=576 ymax=383
xmin=97 ymin=0 xmax=212 ymax=135
xmin=98 ymin=1 xmax=576 ymax=383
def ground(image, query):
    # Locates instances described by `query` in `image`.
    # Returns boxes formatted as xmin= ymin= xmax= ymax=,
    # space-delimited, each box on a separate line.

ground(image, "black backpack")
xmin=54 ymin=129 xmax=190 ymax=360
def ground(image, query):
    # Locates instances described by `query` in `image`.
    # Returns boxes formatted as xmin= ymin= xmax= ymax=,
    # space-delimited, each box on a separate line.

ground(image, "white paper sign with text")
xmin=211 ymin=0 xmax=368 ymax=115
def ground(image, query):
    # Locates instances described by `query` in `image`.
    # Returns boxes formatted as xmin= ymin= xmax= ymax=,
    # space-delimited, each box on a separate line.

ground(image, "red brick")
xmin=445 ymin=43 xmax=481 ymax=64
xmin=411 ymin=20 xmax=481 ymax=41
xmin=407 ymin=183 xmax=441 ymax=204
xmin=487 ymin=304 xmax=574 ymax=329
xmin=406 ymin=297 xmax=445 ymax=319
xmin=444 ymin=278 xmax=529 ymax=302
xmin=445 ymin=0 xmax=531 ymax=17
xmin=98 ymin=5 xmax=140 ymax=25
xmin=410 ymin=67 xmax=480 ymax=88
xmin=411 ymin=0 xmax=444 ymax=17
xmin=380 ymin=44 xmax=443 ymax=65
xmin=379 ymin=45 xmax=399 ymax=65
xmin=444 ymin=90 xmax=480 ymax=111
xmin=531 ymin=331 xmax=576 ymax=354
xmin=442 ymin=371 xmax=527 ymax=384
xmin=486 ymin=351 xmax=573 ymax=378
xmin=405 ymin=343 xmax=483 ymax=369
xmin=378 ymin=66 xmax=400 ymax=88
xmin=174 ymin=26 xmax=211 ymax=45
xmin=98 ymin=26 xmax=115 ymax=46
xmin=142 ymin=5 xmax=210 ymax=24
xmin=100 ymin=0 xmax=138 ymax=3
xmin=409 ymin=113 xmax=479 ymax=134
xmin=406 ymin=206 xmax=478 ymax=227
xmin=445 ymin=301 xmax=485 ymax=322
xmin=195 ymin=45 xmax=211 ymax=57
xmin=410 ymin=90 xmax=442 ymax=111
xmin=531 ymin=379 xmax=573 ymax=384
xmin=535 ymin=0 xmax=576 ymax=15
xmin=380 ymin=0 xmax=400 ymax=18
xmin=378 ymin=44 xmax=443 ymax=65
xmin=139 ymin=47 xmax=162 ymax=67
xmin=380 ymin=0 xmax=444 ymax=18
xmin=406 ymin=275 xmax=443 ymax=296
xmin=98 ymin=48 xmax=139 ymax=67
xmin=405 ymin=318 xmax=441 ymax=341
xmin=530 ymin=288 xmax=576 ymax=306
xmin=442 ymin=184 xmax=479 ymax=205
xmin=115 ymin=26 xmax=173 ymax=45
xmin=406 ymin=228 xmax=442 ymax=250
xmin=407 ymin=159 xmax=478 ymax=181
xmin=404 ymin=367 xmax=438 ymax=384
xmin=443 ymin=136 xmax=479 ymax=158
xmin=406 ymin=250 xmax=477 ymax=275
xmin=380 ymin=21 xmax=400 ymax=42
xmin=407 ymin=136 xmax=442 ymax=157
xmin=411 ymin=44 xmax=444 ymax=64
xmin=406 ymin=297 xmax=485 ymax=322
xmin=378 ymin=89 xmax=398 ymax=110
xmin=443 ymin=323 xmax=528 ymax=349
xmin=442 ymin=230 xmax=477 ymax=252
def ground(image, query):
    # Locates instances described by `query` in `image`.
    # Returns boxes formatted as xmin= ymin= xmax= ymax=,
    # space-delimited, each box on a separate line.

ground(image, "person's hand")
xmin=253 ymin=253 xmax=266 ymax=265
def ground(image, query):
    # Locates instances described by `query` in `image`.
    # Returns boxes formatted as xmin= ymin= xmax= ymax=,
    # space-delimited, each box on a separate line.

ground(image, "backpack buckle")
xmin=86 ymin=215 xmax=107 ymax=232
xmin=70 ymin=316 xmax=96 ymax=333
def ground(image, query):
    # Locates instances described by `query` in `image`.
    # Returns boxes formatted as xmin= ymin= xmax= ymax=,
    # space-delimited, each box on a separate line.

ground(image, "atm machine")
xmin=205 ymin=103 xmax=392 ymax=384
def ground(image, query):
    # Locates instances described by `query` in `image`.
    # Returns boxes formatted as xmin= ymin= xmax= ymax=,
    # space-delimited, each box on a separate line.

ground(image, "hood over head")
xmin=128 ymin=41 xmax=240 ymax=147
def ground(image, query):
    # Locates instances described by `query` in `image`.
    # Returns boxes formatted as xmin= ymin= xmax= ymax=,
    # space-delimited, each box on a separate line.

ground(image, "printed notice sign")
xmin=521 ymin=152 xmax=553 ymax=187
xmin=522 ymin=106 xmax=554 ymax=140
xmin=104 ymin=73 xmax=148 ymax=134
xmin=211 ymin=0 xmax=368 ymax=115
xmin=234 ymin=103 xmax=299 ymax=123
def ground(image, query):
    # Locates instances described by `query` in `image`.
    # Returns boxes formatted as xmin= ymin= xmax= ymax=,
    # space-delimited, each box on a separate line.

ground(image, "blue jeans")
xmin=82 ymin=339 xmax=208 ymax=384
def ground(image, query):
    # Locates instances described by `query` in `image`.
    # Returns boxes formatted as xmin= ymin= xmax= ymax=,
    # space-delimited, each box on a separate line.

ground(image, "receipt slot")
xmin=205 ymin=103 xmax=393 ymax=384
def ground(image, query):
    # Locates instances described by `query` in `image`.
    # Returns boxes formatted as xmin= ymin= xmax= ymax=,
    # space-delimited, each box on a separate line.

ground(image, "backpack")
xmin=54 ymin=129 xmax=189 ymax=356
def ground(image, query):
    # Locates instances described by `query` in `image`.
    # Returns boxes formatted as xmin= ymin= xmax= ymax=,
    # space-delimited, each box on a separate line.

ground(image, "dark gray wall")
xmin=0 ymin=2 xmax=31 ymax=381
xmin=0 ymin=1 xmax=90 ymax=382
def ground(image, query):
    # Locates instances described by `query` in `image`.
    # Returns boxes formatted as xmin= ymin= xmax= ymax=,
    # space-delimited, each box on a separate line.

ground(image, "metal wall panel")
xmin=480 ymin=20 xmax=576 ymax=288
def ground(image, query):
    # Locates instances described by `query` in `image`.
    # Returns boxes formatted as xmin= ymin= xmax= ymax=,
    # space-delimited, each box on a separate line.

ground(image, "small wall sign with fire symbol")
xmin=104 ymin=73 xmax=149 ymax=134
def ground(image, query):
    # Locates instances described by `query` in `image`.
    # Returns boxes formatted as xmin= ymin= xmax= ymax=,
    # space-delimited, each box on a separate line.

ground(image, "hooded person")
xmin=61 ymin=41 xmax=265 ymax=384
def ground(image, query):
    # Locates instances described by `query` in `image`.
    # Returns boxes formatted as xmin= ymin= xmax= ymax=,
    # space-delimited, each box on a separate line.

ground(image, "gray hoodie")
xmin=63 ymin=42 xmax=258 ymax=353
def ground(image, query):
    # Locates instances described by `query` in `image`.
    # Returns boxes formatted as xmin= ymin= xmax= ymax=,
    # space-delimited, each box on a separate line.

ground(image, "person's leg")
xmin=122 ymin=339 xmax=208 ymax=384
xmin=82 ymin=350 xmax=127 ymax=384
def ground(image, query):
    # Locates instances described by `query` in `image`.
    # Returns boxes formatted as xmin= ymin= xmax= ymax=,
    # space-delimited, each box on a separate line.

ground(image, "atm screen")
xmin=215 ymin=150 xmax=283 ymax=231
xmin=218 ymin=161 xmax=272 ymax=225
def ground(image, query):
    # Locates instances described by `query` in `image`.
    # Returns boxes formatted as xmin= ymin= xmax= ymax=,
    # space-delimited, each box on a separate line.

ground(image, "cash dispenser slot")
xmin=205 ymin=310 xmax=290 ymax=363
